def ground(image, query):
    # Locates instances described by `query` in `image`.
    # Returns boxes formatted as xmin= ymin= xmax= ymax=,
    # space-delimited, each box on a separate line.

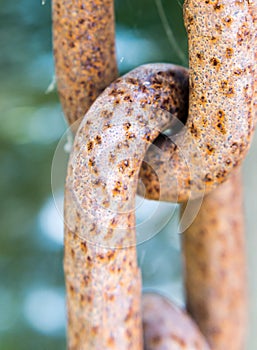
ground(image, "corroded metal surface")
xmin=64 ymin=64 xmax=188 ymax=350
xmin=53 ymin=0 xmax=256 ymax=201
xmin=52 ymin=0 xmax=118 ymax=128
xmin=182 ymin=169 xmax=247 ymax=350
xmin=143 ymin=293 xmax=210 ymax=350
xmin=53 ymin=0 xmax=256 ymax=349
xmin=139 ymin=0 xmax=256 ymax=202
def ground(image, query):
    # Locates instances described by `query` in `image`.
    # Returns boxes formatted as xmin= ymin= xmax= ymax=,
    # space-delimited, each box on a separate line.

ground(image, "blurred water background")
xmin=1 ymin=0 xmax=257 ymax=349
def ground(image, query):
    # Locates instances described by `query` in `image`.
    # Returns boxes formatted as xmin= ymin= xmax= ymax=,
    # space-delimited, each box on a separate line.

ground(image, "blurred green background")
xmin=1 ymin=0 xmax=257 ymax=349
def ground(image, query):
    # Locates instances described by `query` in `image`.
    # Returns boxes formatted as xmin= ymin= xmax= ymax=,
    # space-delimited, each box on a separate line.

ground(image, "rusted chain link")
xmin=64 ymin=63 xmax=192 ymax=349
xmin=52 ymin=0 xmax=118 ymax=128
xmin=182 ymin=169 xmax=247 ymax=350
xmin=143 ymin=293 xmax=210 ymax=350
xmin=52 ymin=0 xmax=256 ymax=349
xmin=139 ymin=0 xmax=256 ymax=202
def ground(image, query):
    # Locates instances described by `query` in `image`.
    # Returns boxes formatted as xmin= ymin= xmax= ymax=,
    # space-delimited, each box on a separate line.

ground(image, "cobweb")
xmin=155 ymin=0 xmax=187 ymax=64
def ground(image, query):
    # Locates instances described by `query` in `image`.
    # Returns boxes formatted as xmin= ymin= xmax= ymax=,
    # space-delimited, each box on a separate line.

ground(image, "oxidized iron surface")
xmin=64 ymin=64 xmax=188 ymax=350
xmin=139 ymin=0 xmax=256 ymax=202
xmin=143 ymin=293 xmax=210 ymax=350
xmin=52 ymin=0 xmax=256 ymax=349
xmin=52 ymin=0 xmax=118 ymax=128
xmin=182 ymin=170 xmax=247 ymax=350
xmin=53 ymin=0 xmax=256 ymax=201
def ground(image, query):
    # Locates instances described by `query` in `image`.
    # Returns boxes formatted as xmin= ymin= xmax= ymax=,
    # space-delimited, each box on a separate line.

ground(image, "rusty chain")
xmin=52 ymin=0 xmax=257 ymax=349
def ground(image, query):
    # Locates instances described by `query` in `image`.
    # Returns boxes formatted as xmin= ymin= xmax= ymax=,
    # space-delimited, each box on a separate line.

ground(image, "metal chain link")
xmin=52 ymin=0 xmax=257 ymax=349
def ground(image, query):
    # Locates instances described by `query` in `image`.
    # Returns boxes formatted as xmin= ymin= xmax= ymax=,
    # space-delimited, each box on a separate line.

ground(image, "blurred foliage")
xmin=0 ymin=0 xmax=187 ymax=349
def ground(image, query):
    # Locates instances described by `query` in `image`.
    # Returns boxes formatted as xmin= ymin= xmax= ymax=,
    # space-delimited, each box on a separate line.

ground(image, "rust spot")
xmin=190 ymin=122 xmax=199 ymax=137
xmin=97 ymin=253 xmax=105 ymax=260
xmin=220 ymin=80 xmax=228 ymax=90
xmin=87 ymin=141 xmax=94 ymax=151
xmin=204 ymin=173 xmax=213 ymax=182
xmin=215 ymin=24 xmax=222 ymax=33
xmin=217 ymin=122 xmax=226 ymax=134
xmin=88 ymin=158 xmax=95 ymax=167
xmin=200 ymin=95 xmax=207 ymax=103
xmin=123 ymin=122 xmax=131 ymax=130
xmin=196 ymin=53 xmax=202 ymax=60
xmin=217 ymin=110 xmax=225 ymax=120
xmin=107 ymin=251 xmax=116 ymax=260
xmin=125 ymin=131 xmax=136 ymax=139
xmin=226 ymin=87 xmax=234 ymax=96
xmin=103 ymin=121 xmax=112 ymax=129
xmin=210 ymin=57 xmax=220 ymax=68
xmin=231 ymin=142 xmax=238 ymax=153
xmin=187 ymin=179 xmax=193 ymax=186
xmin=216 ymin=110 xmax=226 ymax=134
xmin=143 ymin=131 xmax=151 ymax=142
xmin=214 ymin=3 xmax=223 ymax=10
xmin=101 ymin=109 xmax=112 ymax=119
xmin=202 ymin=117 xmax=208 ymax=126
xmin=94 ymin=135 xmax=102 ymax=144
xmin=226 ymin=47 xmax=233 ymax=58
xmin=234 ymin=69 xmax=242 ymax=75
xmin=123 ymin=95 xmax=133 ymax=102
xmin=112 ymin=181 xmax=122 ymax=196
xmin=108 ymin=88 xmax=125 ymax=97
xmin=71 ymin=248 xmax=75 ymax=258
xmin=128 ymin=169 xmax=135 ymax=178
xmin=110 ymin=217 xmax=117 ymax=226
xmin=118 ymin=159 xmax=130 ymax=173
xmin=216 ymin=169 xmax=227 ymax=180
xmin=224 ymin=16 xmax=232 ymax=25
xmin=206 ymin=143 xmax=215 ymax=154
xmin=80 ymin=241 xmax=88 ymax=253
xmin=69 ymin=284 xmax=75 ymax=293
xmin=187 ymin=15 xmax=194 ymax=24
xmin=124 ymin=306 xmax=133 ymax=322
xmin=127 ymin=77 xmax=138 ymax=85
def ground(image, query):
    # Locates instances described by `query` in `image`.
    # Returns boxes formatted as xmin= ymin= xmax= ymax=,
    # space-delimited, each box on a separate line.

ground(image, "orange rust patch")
xmin=87 ymin=141 xmax=94 ymax=152
xmin=80 ymin=241 xmax=88 ymax=253
xmin=118 ymin=159 xmax=130 ymax=173
xmin=210 ymin=57 xmax=221 ymax=68
xmin=94 ymin=135 xmax=102 ymax=144
xmin=88 ymin=158 xmax=95 ymax=167
xmin=206 ymin=143 xmax=215 ymax=154
xmin=226 ymin=47 xmax=234 ymax=59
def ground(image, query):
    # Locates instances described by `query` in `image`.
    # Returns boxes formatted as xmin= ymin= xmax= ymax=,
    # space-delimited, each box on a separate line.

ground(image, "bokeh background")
xmin=1 ymin=0 xmax=257 ymax=349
